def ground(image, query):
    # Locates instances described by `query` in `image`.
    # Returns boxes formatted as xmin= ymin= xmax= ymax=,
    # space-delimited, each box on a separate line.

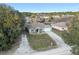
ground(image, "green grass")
xmin=52 ymin=29 xmax=74 ymax=46
xmin=52 ymin=29 xmax=64 ymax=38
xmin=27 ymin=34 xmax=57 ymax=51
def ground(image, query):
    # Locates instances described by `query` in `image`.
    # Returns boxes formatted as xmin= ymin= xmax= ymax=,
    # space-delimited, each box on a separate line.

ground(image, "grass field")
xmin=27 ymin=34 xmax=57 ymax=51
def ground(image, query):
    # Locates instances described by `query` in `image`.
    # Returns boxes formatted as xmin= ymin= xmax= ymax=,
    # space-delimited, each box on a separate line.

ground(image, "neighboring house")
xmin=36 ymin=16 xmax=50 ymax=23
xmin=51 ymin=15 xmax=61 ymax=23
xmin=28 ymin=23 xmax=52 ymax=34
xmin=43 ymin=16 xmax=50 ymax=22
xmin=51 ymin=15 xmax=75 ymax=22
xmin=36 ymin=13 xmax=50 ymax=23
xmin=61 ymin=14 xmax=75 ymax=18
xmin=25 ymin=17 xmax=31 ymax=23
xmin=51 ymin=22 xmax=68 ymax=31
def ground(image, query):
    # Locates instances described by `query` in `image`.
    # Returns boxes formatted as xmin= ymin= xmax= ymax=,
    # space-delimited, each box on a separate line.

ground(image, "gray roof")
xmin=28 ymin=23 xmax=50 ymax=29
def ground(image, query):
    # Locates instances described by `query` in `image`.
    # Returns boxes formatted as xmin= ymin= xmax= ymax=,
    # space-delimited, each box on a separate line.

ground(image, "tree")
xmin=71 ymin=45 xmax=79 ymax=55
xmin=62 ymin=15 xmax=79 ymax=54
xmin=0 ymin=4 xmax=25 ymax=51
xmin=67 ymin=16 xmax=79 ymax=45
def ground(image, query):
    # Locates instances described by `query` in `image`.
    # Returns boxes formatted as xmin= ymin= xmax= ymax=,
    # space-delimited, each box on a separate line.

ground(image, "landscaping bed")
xmin=27 ymin=34 xmax=57 ymax=51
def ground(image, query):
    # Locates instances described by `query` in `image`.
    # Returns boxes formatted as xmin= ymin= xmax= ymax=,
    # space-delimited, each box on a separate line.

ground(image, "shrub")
xmin=0 ymin=4 xmax=25 ymax=51
xmin=71 ymin=45 xmax=79 ymax=55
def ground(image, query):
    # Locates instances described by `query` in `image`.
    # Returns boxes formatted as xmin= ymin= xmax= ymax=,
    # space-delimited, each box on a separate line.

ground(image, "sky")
xmin=6 ymin=3 xmax=79 ymax=12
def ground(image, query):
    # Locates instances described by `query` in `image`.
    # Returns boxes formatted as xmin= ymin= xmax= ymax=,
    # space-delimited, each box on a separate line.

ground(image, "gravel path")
xmin=13 ymin=34 xmax=34 ymax=55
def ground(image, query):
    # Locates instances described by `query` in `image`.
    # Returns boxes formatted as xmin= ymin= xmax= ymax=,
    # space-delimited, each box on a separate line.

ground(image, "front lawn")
xmin=27 ymin=34 xmax=57 ymax=51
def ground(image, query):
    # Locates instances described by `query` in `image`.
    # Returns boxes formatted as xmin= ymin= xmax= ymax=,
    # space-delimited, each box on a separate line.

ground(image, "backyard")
xmin=27 ymin=34 xmax=57 ymax=51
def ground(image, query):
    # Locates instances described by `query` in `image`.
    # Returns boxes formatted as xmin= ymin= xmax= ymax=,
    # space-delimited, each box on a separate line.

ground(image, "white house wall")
xmin=43 ymin=27 xmax=52 ymax=32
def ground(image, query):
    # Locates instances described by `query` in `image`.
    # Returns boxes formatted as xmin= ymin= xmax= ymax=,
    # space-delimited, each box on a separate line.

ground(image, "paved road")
xmin=31 ymin=31 xmax=72 ymax=55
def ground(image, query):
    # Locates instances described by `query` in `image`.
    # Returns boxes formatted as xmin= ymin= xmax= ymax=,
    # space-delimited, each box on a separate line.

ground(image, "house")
xmin=28 ymin=23 xmax=51 ymax=34
xmin=25 ymin=17 xmax=31 ymax=23
xmin=36 ymin=13 xmax=50 ymax=23
xmin=51 ymin=22 xmax=68 ymax=31
xmin=52 ymin=15 xmax=60 ymax=18
xmin=51 ymin=15 xmax=61 ymax=23
xmin=36 ymin=16 xmax=50 ymax=23
xmin=51 ymin=15 xmax=75 ymax=31
xmin=61 ymin=14 xmax=75 ymax=18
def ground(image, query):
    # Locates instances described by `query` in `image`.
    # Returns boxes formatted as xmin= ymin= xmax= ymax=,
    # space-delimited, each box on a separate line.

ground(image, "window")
xmin=62 ymin=28 xmax=64 ymax=30
xmin=31 ymin=29 xmax=34 ymax=33
xmin=36 ymin=29 xmax=38 ymax=32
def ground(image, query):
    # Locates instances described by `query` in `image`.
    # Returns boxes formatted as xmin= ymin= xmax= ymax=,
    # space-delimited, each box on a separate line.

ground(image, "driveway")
xmin=31 ymin=31 xmax=72 ymax=55
xmin=13 ymin=34 xmax=35 ymax=55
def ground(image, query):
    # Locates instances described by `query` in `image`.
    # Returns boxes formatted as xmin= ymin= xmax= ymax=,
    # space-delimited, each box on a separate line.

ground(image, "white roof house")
xmin=28 ymin=23 xmax=51 ymax=34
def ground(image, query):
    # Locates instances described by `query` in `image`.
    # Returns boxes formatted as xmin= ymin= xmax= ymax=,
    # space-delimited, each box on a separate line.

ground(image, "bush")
xmin=71 ymin=45 xmax=79 ymax=55
xmin=0 ymin=4 xmax=25 ymax=51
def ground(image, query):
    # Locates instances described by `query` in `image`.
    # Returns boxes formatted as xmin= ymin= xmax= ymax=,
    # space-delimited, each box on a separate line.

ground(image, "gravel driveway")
xmin=13 ymin=34 xmax=35 ymax=55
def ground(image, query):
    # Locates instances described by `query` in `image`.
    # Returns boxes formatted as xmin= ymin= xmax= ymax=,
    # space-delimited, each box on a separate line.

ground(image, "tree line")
xmin=0 ymin=4 xmax=25 ymax=51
